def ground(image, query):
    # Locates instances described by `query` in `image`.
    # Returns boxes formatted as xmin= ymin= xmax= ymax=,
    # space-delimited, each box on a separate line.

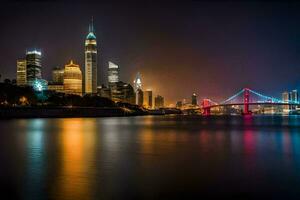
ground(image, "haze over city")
xmin=1 ymin=1 xmax=300 ymax=104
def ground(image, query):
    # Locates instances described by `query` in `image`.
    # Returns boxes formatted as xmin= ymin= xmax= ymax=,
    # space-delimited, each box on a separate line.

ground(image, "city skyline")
xmin=2 ymin=2 xmax=300 ymax=104
xmin=2 ymin=2 xmax=300 ymax=199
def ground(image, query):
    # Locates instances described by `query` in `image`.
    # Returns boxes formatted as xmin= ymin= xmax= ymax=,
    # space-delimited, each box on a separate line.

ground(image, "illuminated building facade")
xmin=192 ymin=93 xmax=198 ymax=106
xmin=110 ymin=81 xmax=135 ymax=104
xmin=97 ymin=85 xmax=111 ymax=99
xmin=154 ymin=95 xmax=164 ymax=109
xmin=133 ymin=72 xmax=142 ymax=91
xmin=26 ymin=50 xmax=42 ymax=85
xmin=17 ymin=59 xmax=27 ymax=86
xmin=290 ymin=90 xmax=298 ymax=110
xmin=108 ymin=61 xmax=119 ymax=85
xmin=111 ymin=82 xmax=135 ymax=103
xmin=52 ymin=67 xmax=64 ymax=84
xmin=136 ymin=89 xmax=143 ymax=106
xmin=282 ymin=91 xmax=289 ymax=111
xmin=48 ymin=83 xmax=64 ymax=93
xmin=143 ymin=90 xmax=153 ymax=109
xmin=85 ymin=20 xmax=97 ymax=94
xmin=64 ymin=60 xmax=82 ymax=96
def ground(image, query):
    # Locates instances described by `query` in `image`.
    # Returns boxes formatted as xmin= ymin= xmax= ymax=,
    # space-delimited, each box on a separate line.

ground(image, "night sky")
xmin=1 ymin=1 xmax=300 ymax=104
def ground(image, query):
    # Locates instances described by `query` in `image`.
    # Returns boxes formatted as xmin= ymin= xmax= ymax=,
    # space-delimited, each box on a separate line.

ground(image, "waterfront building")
xmin=154 ymin=95 xmax=164 ymax=109
xmin=26 ymin=50 xmax=42 ymax=85
xmin=122 ymin=83 xmax=135 ymax=104
xmin=16 ymin=59 xmax=27 ymax=86
xmin=290 ymin=90 xmax=298 ymax=102
xmin=110 ymin=81 xmax=135 ymax=104
xmin=63 ymin=60 xmax=82 ymax=96
xmin=176 ymin=101 xmax=183 ymax=109
xmin=290 ymin=90 xmax=298 ymax=110
xmin=108 ymin=62 xmax=119 ymax=85
xmin=143 ymin=90 xmax=153 ymax=109
xmin=136 ymin=88 xmax=143 ymax=106
xmin=52 ymin=67 xmax=64 ymax=84
xmin=97 ymin=85 xmax=111 ymax=99
xmin=133 ymin=72 xmax=142 ymax=91
xmin=282 ymin=91 xmax=289 ymax=111
xmin=192 ymin=93 xmax=198 ymax=106
xmin=85 ymin=20 xmax=97 ymax=94
xmin=48 ymin=83 xmax=64 ymax=93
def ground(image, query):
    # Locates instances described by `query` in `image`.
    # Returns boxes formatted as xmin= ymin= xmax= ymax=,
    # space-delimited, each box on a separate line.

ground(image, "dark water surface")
xmin=1 ymin=115 xmax=300 ymax=199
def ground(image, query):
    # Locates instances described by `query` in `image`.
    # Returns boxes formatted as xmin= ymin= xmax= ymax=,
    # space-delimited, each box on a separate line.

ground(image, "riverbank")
xmin=0 ymin=107 xmax=148 ymax=119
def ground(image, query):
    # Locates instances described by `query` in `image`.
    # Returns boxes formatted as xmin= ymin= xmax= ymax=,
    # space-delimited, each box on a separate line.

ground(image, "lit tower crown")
xmin=133 ymin=72 xmax=142 ymax=91
xmin=85 ymin=18 xmax=98 ymax=94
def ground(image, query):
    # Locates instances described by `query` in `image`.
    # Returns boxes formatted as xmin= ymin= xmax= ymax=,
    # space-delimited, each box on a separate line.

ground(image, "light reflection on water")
xmin=2 ymin=115 xmax=300 ymax=199
xmin=54 ymin=119 xmax=96 ymax=199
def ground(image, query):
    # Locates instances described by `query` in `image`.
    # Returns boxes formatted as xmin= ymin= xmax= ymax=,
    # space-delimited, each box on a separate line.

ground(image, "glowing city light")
xmin=33 ymin=79 xmax=47 ymax=92
xmin=26 ymin=50 xmax=42 ymax=56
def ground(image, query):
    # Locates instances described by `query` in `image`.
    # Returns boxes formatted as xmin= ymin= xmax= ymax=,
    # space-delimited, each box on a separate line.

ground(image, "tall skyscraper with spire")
xmin=85 ymin=19 xmax=97 ymax=94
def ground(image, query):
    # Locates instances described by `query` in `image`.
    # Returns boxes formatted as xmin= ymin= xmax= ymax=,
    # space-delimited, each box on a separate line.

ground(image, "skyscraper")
xmin=143 ymin=90 xmax=153 ymax=109
xmin=133 ymin=72 xmax=143 ymax=105
xmin=64 ymin=60 xmax=82 ymax=96
xmin=108 ymin=61 xmax=119 ymax=85
xmin=192 ymin=93 xmax=198 ymax=106
xmin=52 ymin=66 xmax=64 ymax=84
xmin=85 ymin=19 xmax=97 ymax=94
xmin=133 ymin=72 xmax=142 ymax=91
xmin=26 ymin=50 xmax=42 ymax=85
xmin=290 ymin=90 xmax=298 ymax=102
xmin=282 ymin=91 xmax=290 ymax=111
xmin=48 ymin=66 xmax=64 ymax=93
xmin=16 ymin=59 xmax=27 ymax=86
xmin=290 ymin=90 xmax=298 ymax=110
xmin=154 ymin=95 xmax=164 ymax=109
xmin=136 ymin=89 xmax=143 ymax=106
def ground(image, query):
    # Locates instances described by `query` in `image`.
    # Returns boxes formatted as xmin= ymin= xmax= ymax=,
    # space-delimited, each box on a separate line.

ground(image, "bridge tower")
xmin=202 ymin=98 xmax=211 ymax=116
xmin=244 ymin=88 xmax=250 ymax=115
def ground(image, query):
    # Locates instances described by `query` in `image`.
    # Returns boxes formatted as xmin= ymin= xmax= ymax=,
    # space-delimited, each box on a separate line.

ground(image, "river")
xmin=1 ymin=115 xmax=300 ymax=199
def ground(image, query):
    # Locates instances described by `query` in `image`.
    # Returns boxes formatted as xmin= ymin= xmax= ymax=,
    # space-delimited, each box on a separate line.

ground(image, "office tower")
xmin=85 ymin=20 xmax=97 ymax=94
xmin=52 ymin=67 xmax=64 ymax=84
xmin=154 ymin=95 xmax=164 ymax=109
xmin=136 ymin=89 xmax=143 ymax=106
xmin=282 ymin=91 xmax=290 ymax=111
xmin=26 ymin=50 xmax=42 ymax=85
xmin=133 ymin=72 xmax=142 ymax=91
xmin=290 ymin=90 xmax=298 ymax=102
xmin=143 ymin=90 xmax=153 ymax=109
xmin=192 ymin=93 xmax=197 ymax=106
xmin=122 ymin=83 xmax=135 ymax=104
xmin=64 ymin=60 xmax=82 ymax=96
xmin=48 ymin=66 xmax=64 ymax=93
xmin=290 ymin=90 xmax=298 ymax=110
xmin=16 ymin=59 xmax=27 ymax=86
xmin=108 ymin=61 xmax=119 ymax=85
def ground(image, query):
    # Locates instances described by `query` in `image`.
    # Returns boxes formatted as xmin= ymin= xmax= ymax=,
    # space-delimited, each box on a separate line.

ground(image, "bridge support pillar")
xmin=244 ymin=88 xmax=250 ymax=115
xmin=202 ymin=99 xmax=211 ymax=116
xmin=203 ymin=107 xmax=211 ymax=116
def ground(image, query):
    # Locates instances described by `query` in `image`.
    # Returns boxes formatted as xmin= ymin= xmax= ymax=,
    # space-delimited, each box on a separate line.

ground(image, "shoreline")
xmin=0 ymin=107 xmax=149 ymax=119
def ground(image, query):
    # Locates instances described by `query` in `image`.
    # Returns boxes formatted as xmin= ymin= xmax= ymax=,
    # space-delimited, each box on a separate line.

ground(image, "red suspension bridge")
xmin=202 ymin=88 xmax=300 ymax=115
